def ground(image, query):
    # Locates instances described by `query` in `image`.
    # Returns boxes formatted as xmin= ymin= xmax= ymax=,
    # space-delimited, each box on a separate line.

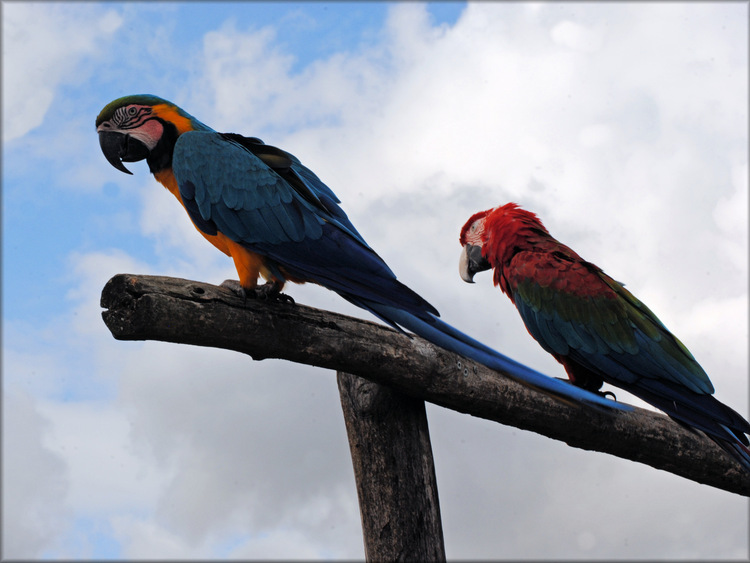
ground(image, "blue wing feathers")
xmin=173 ymin=127 xmax=750 ymax=459
xmin=173 ymin=130 xmax=630 ymax=411
xmin=181 ymin=180 xmax=218 ymax=236
xmin=516 ymin=299 xmax=569 ymax=356
xmin=267 ymin=202 xmax=302 ymax=242
xmin=256 ymin=205 xmax=292 ymax=244
xmin=252 ymin=225 xmax=430 ymax=317
xmin=291 ymin=161 xmax=342 ymax=204
xmin=212 ymin=204 xmax=246 ymax=239
xmin=220 ymin=181 xmax=242 ymax=209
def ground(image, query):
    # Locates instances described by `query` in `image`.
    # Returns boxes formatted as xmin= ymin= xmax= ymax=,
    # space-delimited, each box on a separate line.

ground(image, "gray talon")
xmin=220 ymin=279 xmax=247 ymax=300
xmin=220 ymin=280 xmax=294 ymax=304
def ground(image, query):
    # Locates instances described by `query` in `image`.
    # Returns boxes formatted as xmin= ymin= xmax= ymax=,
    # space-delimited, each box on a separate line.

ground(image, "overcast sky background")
xmin=3 ymin=1 xmax=748 ymax=559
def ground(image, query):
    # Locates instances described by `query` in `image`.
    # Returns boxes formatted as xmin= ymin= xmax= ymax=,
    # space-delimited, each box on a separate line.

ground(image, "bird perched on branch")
xmin=459 ymin=202 xmax=750 ymax=470
xmin=95 ymin=94 xmax=626 ymax=410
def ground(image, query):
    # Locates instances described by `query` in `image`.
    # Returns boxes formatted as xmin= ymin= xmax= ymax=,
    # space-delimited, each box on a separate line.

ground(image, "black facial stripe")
xmin=112 ymin=106 xmax=153 ymax=129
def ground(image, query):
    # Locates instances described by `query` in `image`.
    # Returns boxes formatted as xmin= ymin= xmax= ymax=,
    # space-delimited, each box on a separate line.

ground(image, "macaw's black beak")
xmin=98 ymin=131 xmax=149 ymax=175
xmin=459 ymin=244 xmax=491 ymax=283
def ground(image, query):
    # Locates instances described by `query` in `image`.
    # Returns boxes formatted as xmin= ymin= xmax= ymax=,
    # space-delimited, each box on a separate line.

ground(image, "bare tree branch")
xmin=100 ymin=273 xmax=750 ymax=497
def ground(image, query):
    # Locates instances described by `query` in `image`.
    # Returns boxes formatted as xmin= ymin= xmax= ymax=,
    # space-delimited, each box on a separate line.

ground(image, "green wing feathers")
xmin=510 ymin=251 xmax=713 ymax=394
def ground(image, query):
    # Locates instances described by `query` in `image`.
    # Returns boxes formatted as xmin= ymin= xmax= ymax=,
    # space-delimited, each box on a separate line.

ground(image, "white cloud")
xmin=3 ymin=245 xmax=171 ymax=558
xmin=65 ymin=249 xmax=152 ymax=335
xmin=431 ymin=409 xmax=749 ymax=558
xmin=578 ymin=122 xmax=615 ymax=147
xmin=38 ymin=400 xmax=174 ymax=515
xmin=712 ymin=158 xmax=750 ymax=270
xmin=200 ymin=22 xmax=297 ymax=133
xmin=117 ymin=347 xmax=356 ymax=525
xmin=551 ymin=20 xmax=604 ymax=53
xmin=2 ymin=389 xmax=70 ymax=558
xmin=2 ymin=3 xmax=122 ymax=142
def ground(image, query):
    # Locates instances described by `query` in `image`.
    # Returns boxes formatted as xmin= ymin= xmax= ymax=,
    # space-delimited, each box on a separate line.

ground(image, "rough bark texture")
xmin=100 ymin=273 xmax=750 ymax=497
xmin=337 ymin=371 xmax=445 ymax=562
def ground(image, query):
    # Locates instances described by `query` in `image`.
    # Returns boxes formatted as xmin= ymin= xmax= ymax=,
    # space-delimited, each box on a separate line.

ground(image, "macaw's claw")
xmin=253 ymin=281 xmax=295 ymax=304
xmin=220 ymin=279 xmax=247 ymax=301
xmin=274 ymin=292 xmax=295 ymax=304
xmin=220 ymin=279 xmax=295 ymax=304
xmin=600 ymin=390 xmax=617 ymax=401
xmin=552 ymin=376 xmax=617 ymax=401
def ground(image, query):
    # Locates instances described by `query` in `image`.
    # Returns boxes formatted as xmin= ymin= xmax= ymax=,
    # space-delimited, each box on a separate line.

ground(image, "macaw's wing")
xmin=171 ymin=131 xmax=437 ymax=320
xmin=220 ymin=132 xmax=365 ymax=243
xmin=509 ymin=250 xmax=714 ymax=395
xmin=510 ymin=250 xmax=750 ymax=447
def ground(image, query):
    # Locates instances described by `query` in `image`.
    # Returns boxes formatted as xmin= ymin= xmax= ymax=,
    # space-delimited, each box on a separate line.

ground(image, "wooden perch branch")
xmin=101 ymin=274 xmax=750 ymax=497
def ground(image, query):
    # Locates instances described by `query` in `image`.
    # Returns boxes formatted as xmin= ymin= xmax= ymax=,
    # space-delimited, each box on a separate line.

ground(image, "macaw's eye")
xmin=127 ymin=106 xmax=138 ymax=115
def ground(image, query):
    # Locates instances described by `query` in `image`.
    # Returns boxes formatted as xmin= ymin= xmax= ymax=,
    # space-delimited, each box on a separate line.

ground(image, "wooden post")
xmin=337 ymin=372 xmax=445 ymax=562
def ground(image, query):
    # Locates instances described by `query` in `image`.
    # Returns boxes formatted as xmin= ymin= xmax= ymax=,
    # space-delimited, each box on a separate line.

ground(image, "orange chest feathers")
xmin=152 ymin=168 xmax=273 ymax=290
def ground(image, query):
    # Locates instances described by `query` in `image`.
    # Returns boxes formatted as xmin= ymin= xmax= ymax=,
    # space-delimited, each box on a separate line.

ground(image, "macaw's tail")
xmin=253 ymin=225 xmax=625 ymax=411
xmin=714 ymin=436 xmax=750 ymax=473
xmin=353 ymin=300 xmax=630 ymax=412
xmin=607 ymin=377 xmax=750 ymax=472
xmin=378 ymin=301 xmax=750 ymax=471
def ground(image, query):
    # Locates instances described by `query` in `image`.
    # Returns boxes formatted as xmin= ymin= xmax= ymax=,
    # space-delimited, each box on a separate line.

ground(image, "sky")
xmin=2 ymin=1 xmax=748 ymax=560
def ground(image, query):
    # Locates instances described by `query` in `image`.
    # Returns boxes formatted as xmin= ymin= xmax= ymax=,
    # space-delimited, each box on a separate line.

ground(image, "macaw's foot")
xmin=577 ymin=380 xmax=617 ymax=401
xmin=220 ymin=279 xmax=247 ymax=300
xmin=599 ymin=390 xmax=617 ymax=401
xmin=553 ymin=377 xmax=618 ymax=401
xmin=219 ymin=279 xmax=295 ymax=304
xmin=253 ymin=281 xmax=295 ymax=304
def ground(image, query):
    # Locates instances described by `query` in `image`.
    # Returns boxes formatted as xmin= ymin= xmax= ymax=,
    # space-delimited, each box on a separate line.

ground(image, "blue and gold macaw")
xmin=96 ymin=94 xmax=628 ymax=410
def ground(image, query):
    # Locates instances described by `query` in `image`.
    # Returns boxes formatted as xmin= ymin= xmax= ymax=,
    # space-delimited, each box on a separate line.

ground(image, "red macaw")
xmin=459 ymin=202 xmax=750 ymax=470
xmin=95 ymin=94 xmax=628 ymax=410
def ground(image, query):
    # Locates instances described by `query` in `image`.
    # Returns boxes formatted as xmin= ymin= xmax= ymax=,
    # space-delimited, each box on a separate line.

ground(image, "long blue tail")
xmin=367 ymin=303 xmax=750 ymax=471
xmin=605 ymin=376 xmax=750 ymax=471
xmin=248 ymin=219 xmax=627 ymax=411
xmin=362 ymin=302 xmax=631 ymax=411
xmin=714 ymin=433 xmax=750 ymax=472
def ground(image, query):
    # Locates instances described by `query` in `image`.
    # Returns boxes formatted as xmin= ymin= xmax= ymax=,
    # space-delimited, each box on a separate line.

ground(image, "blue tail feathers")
xmin=367 ymin=303 xmax=631 ymax=411
xmin=369 ymin=303 xmax=750 ymax=470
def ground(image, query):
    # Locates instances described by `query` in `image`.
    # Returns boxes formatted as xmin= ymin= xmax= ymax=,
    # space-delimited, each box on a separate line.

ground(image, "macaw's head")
xmin=459 ymin=202 xmax=548 ymax=283
xmin=96 ymin=94 xmax=210 ymax=174
xmin=458 ymin=208 xmax=493 ymax=283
